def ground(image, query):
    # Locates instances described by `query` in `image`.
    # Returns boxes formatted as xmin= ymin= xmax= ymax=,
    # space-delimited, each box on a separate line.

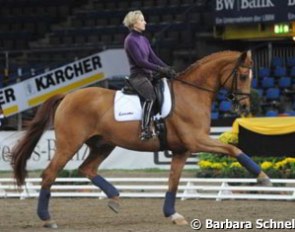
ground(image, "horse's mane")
xmin=178 ymin=50 xmax=240 ymax=77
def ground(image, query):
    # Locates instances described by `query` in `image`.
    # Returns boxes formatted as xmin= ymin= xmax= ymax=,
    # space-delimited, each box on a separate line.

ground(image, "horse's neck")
xmin=176 ymin=65 xmax=219 ymax=102
xmin=172 ymin=80 xmax=212 ymax=120
xmin=172 ymin=63 xmax=223 ymax=124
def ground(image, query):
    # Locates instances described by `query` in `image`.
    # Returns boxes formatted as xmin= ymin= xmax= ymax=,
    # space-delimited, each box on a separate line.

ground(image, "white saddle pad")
xmin=114 ymin=78 xmax=172 ymax=121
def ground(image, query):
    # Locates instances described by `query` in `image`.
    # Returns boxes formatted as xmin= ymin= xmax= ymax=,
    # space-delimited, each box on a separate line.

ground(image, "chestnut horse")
xmin=10 ymin=50 xmax=271 ymax=228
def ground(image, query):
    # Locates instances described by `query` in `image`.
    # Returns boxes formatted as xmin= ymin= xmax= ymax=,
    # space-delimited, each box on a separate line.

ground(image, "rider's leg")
xmin=140 ymin=99 xmax=154 ymax=140
xmin=128 ymin=74 xmax=156 ymax=140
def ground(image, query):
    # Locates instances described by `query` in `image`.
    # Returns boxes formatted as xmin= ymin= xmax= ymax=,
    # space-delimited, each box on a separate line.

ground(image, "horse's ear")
xmin=240 ymin=51 xmax=248 ymax=62
xmin=247 ymin=50 xmax=252 ymax=59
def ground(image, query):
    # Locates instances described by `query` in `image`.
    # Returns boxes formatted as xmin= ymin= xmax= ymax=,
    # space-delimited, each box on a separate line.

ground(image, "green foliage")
xmin=250 ymin=88 xmax=262 ymax=116
xmin=58 ymin=170 xmax=71 ymax=177
xmin=57 ymin=169 xmax=81 ymax=178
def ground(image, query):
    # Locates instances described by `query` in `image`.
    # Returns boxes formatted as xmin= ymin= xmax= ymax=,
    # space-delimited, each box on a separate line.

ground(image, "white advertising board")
xmin=0 ymin=131 xmax=198 ymax=171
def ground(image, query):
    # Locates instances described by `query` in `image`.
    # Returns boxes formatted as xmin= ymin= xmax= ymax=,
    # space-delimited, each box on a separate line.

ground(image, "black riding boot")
xmin=140 ymin=100 xmax=154 ymax=141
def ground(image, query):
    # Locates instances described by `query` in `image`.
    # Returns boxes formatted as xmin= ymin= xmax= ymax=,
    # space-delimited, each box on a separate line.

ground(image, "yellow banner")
xmin=232 ymin=117 xmax=295 ymax=135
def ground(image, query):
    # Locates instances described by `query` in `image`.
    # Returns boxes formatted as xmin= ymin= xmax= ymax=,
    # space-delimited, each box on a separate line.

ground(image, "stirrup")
xmin=140 ymin=130 xmax=153 ymax=141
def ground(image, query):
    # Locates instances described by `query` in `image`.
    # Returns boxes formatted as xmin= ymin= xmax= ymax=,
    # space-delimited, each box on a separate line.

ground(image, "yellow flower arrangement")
xmin=230 ymin=162 xmax=242 ymax=168
xmin=274 ymin=157 xmax=295 ymax=169
xmin=284 ymin=157 xmax=295 ymax=163
xmin=211 ymin=162 xmax=226 ymax=170
xmin=261 ymin=161 xmax=273 ymax=170
xmin=198 ymin=160 xmax=227 ymax=170
xmin=198 ymin=160 xmax=212 ymax=169
xmin=218 ymin=131 xmax=238 ymax=145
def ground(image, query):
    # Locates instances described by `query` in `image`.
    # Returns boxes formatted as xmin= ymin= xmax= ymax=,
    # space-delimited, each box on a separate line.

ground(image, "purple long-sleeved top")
xmin=124 ymin=30 xmax=167 ymax=76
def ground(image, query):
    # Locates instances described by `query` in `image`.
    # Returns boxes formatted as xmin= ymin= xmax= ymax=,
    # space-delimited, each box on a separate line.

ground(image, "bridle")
xmin=173 ymin=54 xmax=252 ymax=110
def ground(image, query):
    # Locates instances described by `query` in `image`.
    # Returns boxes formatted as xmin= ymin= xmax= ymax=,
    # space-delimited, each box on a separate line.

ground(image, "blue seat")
xmin=211 ymin=111 xmax=219 ymax=120
xmin=287 ymin=57 xmax=295 ymax=67
xmin=265 ymin=110 xmax=278 ymax=117
xmin=258 ymin=67 xmax=270 ymax=78
xmin=261 ymin=77 xmax=275 ymax=88
xmin=266 ymin=88 xmax=280 ymax=100
xmin=285 ymin=110 xmax=295 ymax=116
xmin=217 ymin=88 xmax=228 ymax=101
xmin=219 ymin=100 xmax=232 ymax=112
xmin=255 ymin=88 xmax=264 ymax=97
xmin=251 ymin=78 xmax=258 ymax=88
xmin=273 ymin=66 xmax=287 ymax=77
xmin=271 ymin=57 xmax=283 ymax=67
xmin=278 ymin=77 xmax=291 ymax=88
xmin=211 ymin=102 xmax=217 ymax=111
xmin=290 ymin=66 xmax=295 ymax=77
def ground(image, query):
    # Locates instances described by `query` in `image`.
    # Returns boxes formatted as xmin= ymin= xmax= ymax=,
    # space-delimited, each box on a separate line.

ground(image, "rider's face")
xmin=133 ymin=15 xmax=146 ymax=32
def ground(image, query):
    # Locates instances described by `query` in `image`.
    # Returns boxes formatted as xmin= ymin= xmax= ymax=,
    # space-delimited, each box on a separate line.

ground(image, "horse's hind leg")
xmin=78 ymin=139 xmax=119 ymax=213
xmin=163 ymin=151 xmax=191 ymax=225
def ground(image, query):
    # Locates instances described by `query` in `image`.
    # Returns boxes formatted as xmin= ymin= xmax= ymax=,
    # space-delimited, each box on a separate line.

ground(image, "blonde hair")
xmin=123 ymin=10 xmax=143 ymax=29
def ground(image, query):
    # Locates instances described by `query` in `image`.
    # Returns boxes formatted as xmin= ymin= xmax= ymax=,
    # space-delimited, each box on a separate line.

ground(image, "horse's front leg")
xmin=164 ymin=151 xmax=190 ymax=225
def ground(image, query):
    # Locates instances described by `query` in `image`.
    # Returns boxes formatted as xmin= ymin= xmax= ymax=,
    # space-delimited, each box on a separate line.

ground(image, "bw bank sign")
xmin=0 ymin=49 xmax=129 ymax=116
xmin=215 ymin=0 xmax=295 ymax=25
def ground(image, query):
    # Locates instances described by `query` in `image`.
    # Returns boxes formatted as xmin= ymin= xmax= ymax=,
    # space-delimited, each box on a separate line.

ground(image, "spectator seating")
xmin=265 ymin=109 xmax=278 ymax=117
xmin=211 ymin=111 xmax=219 ymax=120
xmin=219 ymin=100 xmax=232 ymax=112
xmin=273 ymin=66 xmax=287 ymax=78
xmin=251 ymin=78 xmax=258 ymax=88
xmin=1 ymin=1 xmax=295 ymax=120
xmin=286 ymin=57 xmax=295 ymax=67
xmin=265 ymin=88 xmax=280 ymax=101
xmin=255 ymin=88 xmax=263 ymax=97
xmin=290 ymin=66 xmax=295 ymax=78
xmin=217 ymin=88 xmax=228 ymax=101
xmin=278 ymin=76 xmax=291 ymax=89
xmin=258 ymin=67 xmax=270 ymax=78
xmin=261 ymin=77 xmax=275 ymax=89
xmin=271 ymin=56 xmax=283 ymax=67
xmin=285 ymin=110 xmax=295 ymax=116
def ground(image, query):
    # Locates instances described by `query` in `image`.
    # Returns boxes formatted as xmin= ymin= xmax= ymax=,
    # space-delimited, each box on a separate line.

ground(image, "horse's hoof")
xmin=170 ymin=213 xmax=188 ymax=225
xmin=108 ymin=199 xmax=120 ymax=213
xmin=43 ymin=220 xmax=58 ymax=229
xmin=257 ymin=177 xmax=273 ymax=187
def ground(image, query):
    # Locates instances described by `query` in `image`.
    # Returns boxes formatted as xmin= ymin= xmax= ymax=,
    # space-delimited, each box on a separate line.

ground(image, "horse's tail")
xmin=10 ymin=94 xmax=65 ymax=186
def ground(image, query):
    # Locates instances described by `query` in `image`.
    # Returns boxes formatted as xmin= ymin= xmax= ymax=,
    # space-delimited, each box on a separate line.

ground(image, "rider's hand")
xmin=158 ymin=66 xmax=177 ymax=79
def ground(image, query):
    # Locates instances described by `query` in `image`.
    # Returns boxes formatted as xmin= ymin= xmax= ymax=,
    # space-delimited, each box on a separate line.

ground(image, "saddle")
xmin=122 ymin=76 xmax=166 ymax=115
xmin=114 ymin=77 xmax=172 ymax=150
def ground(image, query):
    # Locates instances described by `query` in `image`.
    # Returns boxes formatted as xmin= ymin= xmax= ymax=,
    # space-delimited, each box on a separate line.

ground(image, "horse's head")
xmin=175 ymin=50 xmax=253 ymax=116
xmin=219 ymin=50 xmax=253 ymax=116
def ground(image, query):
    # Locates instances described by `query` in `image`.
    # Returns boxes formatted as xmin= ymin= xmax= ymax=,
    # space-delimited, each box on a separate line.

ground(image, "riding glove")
xmin=157 ymin=66 xmax=177 ymax=79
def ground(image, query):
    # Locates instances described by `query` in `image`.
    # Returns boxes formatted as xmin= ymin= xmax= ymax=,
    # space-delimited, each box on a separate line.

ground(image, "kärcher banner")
xmin=0 ymin=49 xmax=129 ymax=116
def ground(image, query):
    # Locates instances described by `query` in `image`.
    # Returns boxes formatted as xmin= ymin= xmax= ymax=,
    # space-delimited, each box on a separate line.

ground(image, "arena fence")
xmin=0 ymin=178 xmax=294 ymax=201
